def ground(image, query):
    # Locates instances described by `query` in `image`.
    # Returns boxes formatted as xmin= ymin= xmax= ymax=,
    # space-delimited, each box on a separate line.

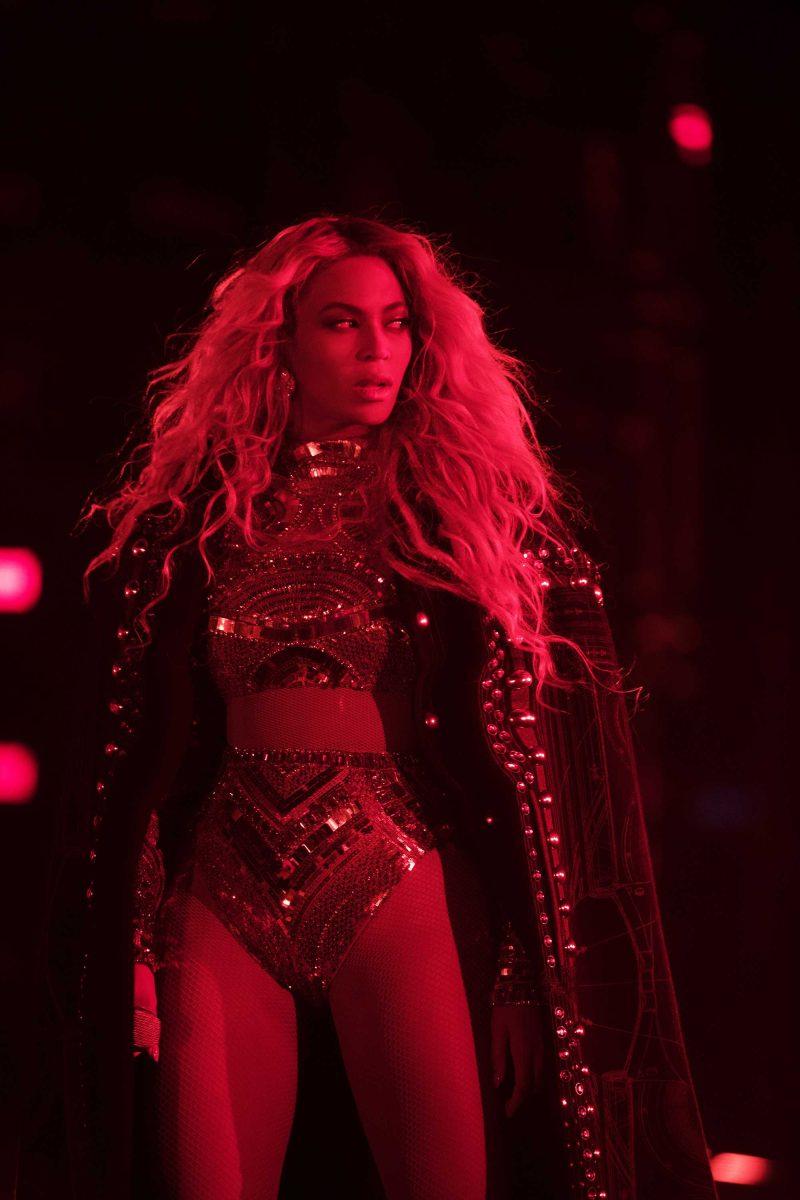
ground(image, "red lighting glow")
xmin=668 ymin=104 xmax=713 ymax=165
xmin=0 ymin=742 xmax=38 ymax=804
xmin=0 ymin=547 xmax=42 ymax=612
xmin=710 ymin=1152 xmax=775 ymax=1185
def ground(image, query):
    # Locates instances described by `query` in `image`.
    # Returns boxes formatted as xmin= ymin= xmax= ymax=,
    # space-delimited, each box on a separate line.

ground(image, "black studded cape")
xmin=36 ymin=504 xmax=718 ymax=1200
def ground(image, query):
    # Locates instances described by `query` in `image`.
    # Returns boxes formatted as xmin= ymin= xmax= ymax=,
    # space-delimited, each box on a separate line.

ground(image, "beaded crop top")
xmin=205 ymin=433 xmax=416 ymax=726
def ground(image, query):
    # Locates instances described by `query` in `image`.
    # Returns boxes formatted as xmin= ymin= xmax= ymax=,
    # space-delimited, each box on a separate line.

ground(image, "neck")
xmin=284 ymin=422 xmax=379 ymax=446
xmin=270 ymin=429 xmax=379 ymax=532
xmin=276 ymin=429 xmax=379 ymax=487
xmin=284 ymin=432 xmax=375 ymax=452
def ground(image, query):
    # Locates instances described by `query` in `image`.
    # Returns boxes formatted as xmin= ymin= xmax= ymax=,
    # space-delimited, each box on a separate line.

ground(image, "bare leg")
xmin=328 ymin=846 xmax=491 ymax=1200
xmin=154 ymin=873 xmax=299 ymax=1200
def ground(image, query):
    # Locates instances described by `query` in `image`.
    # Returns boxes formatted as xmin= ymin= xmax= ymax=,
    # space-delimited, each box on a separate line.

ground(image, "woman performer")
xmin=46 ymin=214 xmax=718 ymax=1199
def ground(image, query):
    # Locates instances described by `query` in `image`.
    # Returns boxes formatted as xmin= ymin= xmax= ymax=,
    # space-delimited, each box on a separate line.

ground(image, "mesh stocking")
xmin=152 ymin=842 xmax=508 ymax=1199
xmin=329 ymin=842 xmax=507 ymax=1200
xmin=153 ymin=876 xmax=299 ymax=1200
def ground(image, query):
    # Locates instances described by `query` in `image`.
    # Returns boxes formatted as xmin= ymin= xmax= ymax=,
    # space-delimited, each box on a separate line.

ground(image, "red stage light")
xmin=668 ymin=104 xmax=713 ymax=164
xmin=710 ymin=1152 xmax=775 ymax=1185
xmin=0 ymin=742 xmax=38 ymax=804
xmin=0 ymin=547 xmax=42 ymax=612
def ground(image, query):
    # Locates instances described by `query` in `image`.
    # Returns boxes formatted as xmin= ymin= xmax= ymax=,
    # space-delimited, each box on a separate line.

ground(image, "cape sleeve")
xmin=478 ymin=536 xmax=718 ymax=1197
xmin=120 ymin=523 xmax=210 ymax=986
xmin=45 ymin=512 xmax=209 ymax=1032
xmin=39 ymin=512 xmax=218 ymax=1197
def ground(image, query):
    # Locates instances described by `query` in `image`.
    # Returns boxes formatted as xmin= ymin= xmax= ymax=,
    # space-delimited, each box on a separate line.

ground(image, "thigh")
xmin=155 ymin=873 xmax=299 ymax=1200
xmin=328 ymin=847 xmax=489 ymax=1200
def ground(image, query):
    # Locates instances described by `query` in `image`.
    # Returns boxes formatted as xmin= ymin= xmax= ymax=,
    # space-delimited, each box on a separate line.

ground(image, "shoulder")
xmin=91 ymin=504 xmax=209 ymax=653
xmin=519 ymin=526 xmax=625 ymax=682
xmin=521 ymin=526 xmax=606 ymax=609
xmin=117 ymin=490 xmax=214 ymax=586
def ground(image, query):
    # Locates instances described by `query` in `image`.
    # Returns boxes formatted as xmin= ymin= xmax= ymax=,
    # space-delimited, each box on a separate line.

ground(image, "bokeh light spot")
xmin=0 ymin=743 xmax=38 ymax=804
xmin=0 ymin=548 xmax=42 ymax=612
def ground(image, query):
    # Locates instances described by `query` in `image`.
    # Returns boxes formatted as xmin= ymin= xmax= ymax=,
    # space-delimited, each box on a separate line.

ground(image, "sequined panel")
xmin=179 ymin=437 xmax=452 ymax=1005
xmin=207 ymin=539 xmax=417 ymax=699
xmin=189 ymin=746 xmax=452 ymax=1005
xmin=204 ymin=438 xmax=419 ymax=701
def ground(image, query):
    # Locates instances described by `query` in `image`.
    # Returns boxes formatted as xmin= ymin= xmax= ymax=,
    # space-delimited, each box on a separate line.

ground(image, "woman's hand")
xmin=491 ymin=1003 xmax=545 ymax=1117
xmin=133 ymin=961 xmax=161 ymax=1063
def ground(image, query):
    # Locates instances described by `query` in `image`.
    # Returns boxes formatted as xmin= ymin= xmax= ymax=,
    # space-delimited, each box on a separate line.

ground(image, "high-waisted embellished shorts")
xmin=184 ymin=745 xmax=454 ymax=1007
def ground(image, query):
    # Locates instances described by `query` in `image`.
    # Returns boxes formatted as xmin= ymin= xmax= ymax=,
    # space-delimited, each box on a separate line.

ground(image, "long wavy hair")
xmin=80 ymin=213 xmax=632 ymax=707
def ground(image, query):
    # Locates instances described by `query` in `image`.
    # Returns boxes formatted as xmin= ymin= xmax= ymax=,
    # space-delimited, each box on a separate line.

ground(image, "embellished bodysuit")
xmin=186 ymin=434 xmax=456 ymax=1007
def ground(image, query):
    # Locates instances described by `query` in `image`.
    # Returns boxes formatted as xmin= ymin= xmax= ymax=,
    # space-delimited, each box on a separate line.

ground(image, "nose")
xmin=357 ymin=324 xmax=391 ymax=361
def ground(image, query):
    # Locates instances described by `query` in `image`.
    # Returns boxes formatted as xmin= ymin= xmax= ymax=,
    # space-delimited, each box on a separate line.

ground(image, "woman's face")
xmin=284 ymin=254 xmax=413 ymax=440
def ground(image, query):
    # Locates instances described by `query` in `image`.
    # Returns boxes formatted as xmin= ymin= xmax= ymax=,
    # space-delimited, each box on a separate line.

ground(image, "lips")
xmin=355 ymin=376 xmax=392 ymax=386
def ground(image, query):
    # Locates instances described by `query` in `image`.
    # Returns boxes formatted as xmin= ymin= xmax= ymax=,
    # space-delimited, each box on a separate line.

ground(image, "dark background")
xmin=1 ymin=2 xmax=796 ymax=1196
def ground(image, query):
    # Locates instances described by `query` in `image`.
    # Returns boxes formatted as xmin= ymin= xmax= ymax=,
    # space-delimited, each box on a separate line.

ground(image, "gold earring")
xmin=279 ymin=367 xmax=296 ymax=398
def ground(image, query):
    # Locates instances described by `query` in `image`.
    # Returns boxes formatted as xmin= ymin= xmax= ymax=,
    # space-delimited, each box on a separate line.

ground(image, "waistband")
xmin=226 ymin=687 xmax=419 ymax=753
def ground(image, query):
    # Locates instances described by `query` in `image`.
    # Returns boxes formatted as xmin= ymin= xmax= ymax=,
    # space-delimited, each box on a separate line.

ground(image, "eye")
xmin=325 ymin=316 xmax=411 ymax=330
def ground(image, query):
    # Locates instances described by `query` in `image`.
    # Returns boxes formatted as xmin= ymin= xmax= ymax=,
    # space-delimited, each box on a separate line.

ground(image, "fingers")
xmin=492 ymin=1006 xmax=544 ymax=1115
xmin=504 ymin=1017 xmax=535 ymax=1116
xmin=133 ymin=1038 xmax=159 ymax=1064
xmin=504 ymin=1049 xmax=534 ymax=1115
xmin=504 ymin=1061 xmax=533 ymax=1116
xmin=490 ymin=1009 xmax=508 ymax=1089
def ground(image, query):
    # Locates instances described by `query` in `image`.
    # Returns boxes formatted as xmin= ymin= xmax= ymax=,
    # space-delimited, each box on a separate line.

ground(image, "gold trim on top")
xmin=209 ymin=602 xmax=389 ymax=642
